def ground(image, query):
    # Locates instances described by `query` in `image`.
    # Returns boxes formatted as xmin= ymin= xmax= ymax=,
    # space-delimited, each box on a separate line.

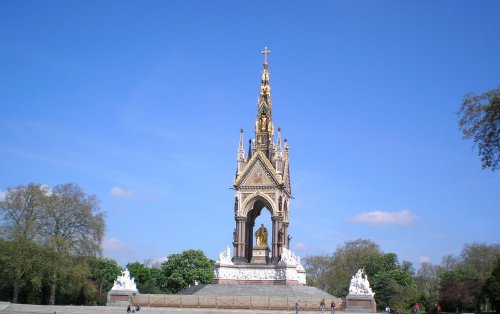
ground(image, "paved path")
xmin=0 ymin=303 xmax=366 ymax=314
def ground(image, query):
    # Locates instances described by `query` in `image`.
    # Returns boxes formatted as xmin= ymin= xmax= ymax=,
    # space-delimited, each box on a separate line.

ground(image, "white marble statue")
xmin=111 ymin=268 xmax=138 ymax=292
xmin=348 ymin=269 xmax=374 ymax=296
xmin=217 ymin=245 xmax=234 ymax=265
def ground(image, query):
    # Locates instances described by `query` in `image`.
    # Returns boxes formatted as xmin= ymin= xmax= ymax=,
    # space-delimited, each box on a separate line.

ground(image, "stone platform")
xmin=345 ymin=294 xmax=376 ymax=313
xmin=0 ymin=302 xmax=358 ymax=314
xmin=189 ymin=284 xmax=335 ymax=298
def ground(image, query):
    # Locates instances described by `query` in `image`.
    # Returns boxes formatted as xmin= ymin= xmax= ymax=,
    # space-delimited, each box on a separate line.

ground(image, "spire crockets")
xmin=237 ymin=129 xmax=245 ymax=172
xmin=255 ymin=46 xmax=274 ymax=156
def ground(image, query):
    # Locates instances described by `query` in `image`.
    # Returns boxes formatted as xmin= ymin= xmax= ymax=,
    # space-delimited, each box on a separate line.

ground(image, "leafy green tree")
xmin=458 ymin=86 xmax=500 ymax=170
xmin=329 ymin=239 xmax=382 ymax=297
xmin=0 ymin=184 xmax=47 ymax=302
xmin=158 ymin=249 xmax=214 ymax=294
xmin=91 ymin=257 xmax=121 ymax=296
xmin=437 ymin=243 xmax=500 ymax=312
xmin=303 ymin=254 xmax=333 ymax=290
xmin=460 ymin=243 xmax=500 ymax=279
xmin=371 ymin=263 xmax=416 ymax=309
xmin=0 ymin=183 xmax=106 ymax=305
xmin=439 ymin=268 xmax=483 ymax=312
xmin=127 ymin=261 xmax=162 ymax=293
xmin=39 ymin=183 xmax=105 ymax=304
xmin=415 ymin=262 xmax=440 ymax=308
xmin=0 ymin=239 xmax=51 ymax=303
xmin=485 ymin=258 xmax=500 ymax=311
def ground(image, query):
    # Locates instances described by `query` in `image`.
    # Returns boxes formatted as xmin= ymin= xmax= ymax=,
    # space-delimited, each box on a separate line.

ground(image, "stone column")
xmin=246 ymin=221 xmax=254 ymax=262
xmin=234 ymin=217 xmax=247 ymax=263
xmin=271 ymin=217 xmax=281 ymax=262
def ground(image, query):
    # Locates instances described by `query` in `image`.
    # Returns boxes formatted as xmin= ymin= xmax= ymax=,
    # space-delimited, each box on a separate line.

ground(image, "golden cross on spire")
xmin=261 ymin=46 xmax=271 ymax=64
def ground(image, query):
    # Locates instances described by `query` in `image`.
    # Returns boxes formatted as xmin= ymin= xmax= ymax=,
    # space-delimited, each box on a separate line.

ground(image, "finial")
xmin=261 ymin=46 xmax=271 ymax=64
xmin=240 ymin=128 xmax=244 ymax=133
xmin=278 ymin=127 xmax=281 ymax=132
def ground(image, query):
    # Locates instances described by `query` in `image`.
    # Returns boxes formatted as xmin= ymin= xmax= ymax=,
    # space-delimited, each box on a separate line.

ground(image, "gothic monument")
xmin=213 ymin=47 xmax=306 ymax=285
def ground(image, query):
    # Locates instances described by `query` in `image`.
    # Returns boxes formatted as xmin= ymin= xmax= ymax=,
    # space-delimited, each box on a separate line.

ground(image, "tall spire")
xmin=255 ymin=47 xmax=274 ymax=156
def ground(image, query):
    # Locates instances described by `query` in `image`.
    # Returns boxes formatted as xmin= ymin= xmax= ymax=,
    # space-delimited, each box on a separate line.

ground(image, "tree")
xmin=39 ymin=183 xmax=105 ymax=304
xmin=303 ymin=254 xmax=333 ymax=290
xmin=458 ymin=86 xmax=500 ymax=170
xmin=127 ymin=261 xmax=162 ymax=294
xmin=328 ymin=239 xmax=382 ymax=297
xmin=415 ymin=262 xmax=440 ymax=307
xmin=91 ymin=257 xmax=121 ymax=297
xmin=485 ymin=258 xmax=500 ymax=311
xmin=438 ymin=243 xmax=500 ymax=312
xmin=0 ymin=183 xmax=106 ymax=305
xmin=440 ymin=267 xmax=483 ymax=312
xmin=158 ymin=249 xmax=214 ymax=294
xmin=0 ymin=184 xmax=47 ymax=302
xmin=460 ymin=243 xmax=500 ymax=279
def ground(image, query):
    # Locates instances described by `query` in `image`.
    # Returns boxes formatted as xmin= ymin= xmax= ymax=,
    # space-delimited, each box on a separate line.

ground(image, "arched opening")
xmin=246 ymin=199 xmax=272 ymax=261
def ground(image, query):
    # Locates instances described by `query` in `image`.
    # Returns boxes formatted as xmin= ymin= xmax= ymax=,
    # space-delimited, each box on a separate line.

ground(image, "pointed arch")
xmin=241 ymin=191 xmax=277 ymax=217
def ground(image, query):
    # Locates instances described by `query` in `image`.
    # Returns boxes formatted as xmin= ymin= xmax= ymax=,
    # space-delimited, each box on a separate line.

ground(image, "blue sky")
xmin=1 ymin=1 xmax=499 ymax=268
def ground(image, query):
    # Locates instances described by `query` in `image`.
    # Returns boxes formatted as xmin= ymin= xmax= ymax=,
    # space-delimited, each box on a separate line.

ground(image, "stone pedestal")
xmin=213 ymin=263 xmax=306 ymax=285
xmin=345 ymin=294 xmax=376 ymax=313
xmin=107 ymin=290 xmax=137 ymax=307
xmin=250 ymin=245 xmax=271 ymax=264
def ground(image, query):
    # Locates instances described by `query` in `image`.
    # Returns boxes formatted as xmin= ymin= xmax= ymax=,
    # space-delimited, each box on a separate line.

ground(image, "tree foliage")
xmin=0 ymin=183 xmax=105 ymax=305
xmin=127 ymin=261 xmax=162 ymax=294
xmin=415 ymin=262 xmax=440 ymax=307
xmin=458 ymin=86 xmax=500 ymax=170
xmin=158 ymin=249 xmax=214 ymax=294
xmin=91 ymin=257 xmax=121 ymax=296
xmin=303 ymin=239 xmax=416 ymax=310
xmin=485 ymin=258 xmax=500 ymax=311
xmin=438 ymin=243 xmax=500 ymax=312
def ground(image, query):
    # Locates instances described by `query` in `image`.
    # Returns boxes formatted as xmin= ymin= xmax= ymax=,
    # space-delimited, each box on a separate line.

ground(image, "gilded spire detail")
xmin=255 ymin=47 xmax=274 ymax=155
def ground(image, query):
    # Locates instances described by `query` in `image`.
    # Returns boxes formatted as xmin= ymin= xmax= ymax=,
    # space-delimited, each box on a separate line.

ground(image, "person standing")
xmin=320 ymin=299 xmax=325 ymax=313
xmin=331 ymin=300 xmax=336 ymax=314
xmin=413 ymin=303 xmax=420 ymax=314
xmin=295 ymin=300 xmax=300 ymax=314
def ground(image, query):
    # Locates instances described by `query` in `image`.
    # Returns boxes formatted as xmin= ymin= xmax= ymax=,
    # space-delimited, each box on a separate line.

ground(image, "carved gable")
xmin=235 ymin=152 xmax=280 ymax=188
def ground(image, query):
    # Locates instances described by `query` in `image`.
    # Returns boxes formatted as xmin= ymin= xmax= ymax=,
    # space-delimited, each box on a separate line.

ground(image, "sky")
xmin=1 ymin=1 xmax=499 ymax=268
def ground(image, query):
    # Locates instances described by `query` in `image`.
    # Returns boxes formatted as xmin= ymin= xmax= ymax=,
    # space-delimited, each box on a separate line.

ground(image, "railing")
xmin=133 ymin=294 xmax=344 ymax=311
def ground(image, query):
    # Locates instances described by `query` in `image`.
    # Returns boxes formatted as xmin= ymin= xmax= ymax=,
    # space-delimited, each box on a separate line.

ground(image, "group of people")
xmin=295 ymin=299 xmax=336 ymax=314
xmin=382 ymin=302 xmax=440 ymax=314
xmin=126 ymin=304 xmax=140 ymax=313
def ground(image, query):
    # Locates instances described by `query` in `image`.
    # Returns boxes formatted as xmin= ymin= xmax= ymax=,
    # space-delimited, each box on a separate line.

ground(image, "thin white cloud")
xmin=103 ymin=236 xmax=131 ymax=253
xmin=0 ymin=189 xmax=6 ymax=201
xmin=102 ymin=236 xmax=136 ymax=266
xmin=351 ymin=209 xmax=417 ymax=226
xmin=110 ymin=186 xmax=138 ymax=200
xmin=294 ymin=241 xmax=307 ymax=251
xmin=419 ymin=256 xmax=432 ymax=264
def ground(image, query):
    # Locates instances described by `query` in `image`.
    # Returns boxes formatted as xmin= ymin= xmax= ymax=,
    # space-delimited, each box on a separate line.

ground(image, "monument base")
xmin=250 ymin=245 xmax=271 ymax=264
xmin=213 ymin=263 xmax=306 ymax=286
xmin=345 ymin=294 xmax=376 ymax=313
xmin=107 ymin=290 xmax=138 ymax=307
